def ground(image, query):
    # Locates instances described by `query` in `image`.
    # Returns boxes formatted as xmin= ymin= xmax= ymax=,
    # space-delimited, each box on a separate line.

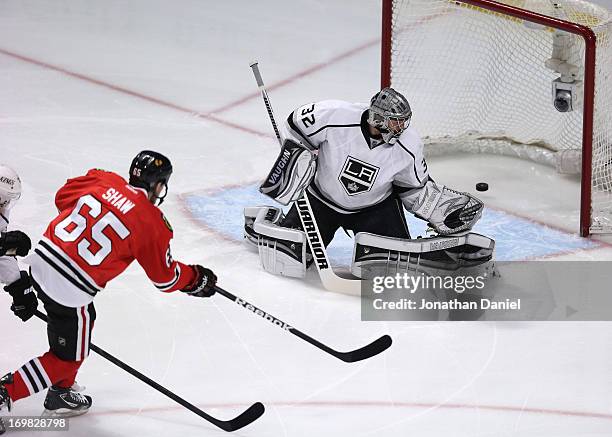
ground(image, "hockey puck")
xmin=476 ymin=182 xmax=489 ymax=192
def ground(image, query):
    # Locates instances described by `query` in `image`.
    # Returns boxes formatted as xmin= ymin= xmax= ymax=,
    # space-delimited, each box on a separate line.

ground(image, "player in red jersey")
xmin=0 ymin=151 xmax=216 ymax=425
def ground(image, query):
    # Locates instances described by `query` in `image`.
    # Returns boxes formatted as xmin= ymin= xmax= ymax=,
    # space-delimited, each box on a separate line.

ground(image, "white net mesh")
xmin=388 ymin=0 xmax=612 ymax=234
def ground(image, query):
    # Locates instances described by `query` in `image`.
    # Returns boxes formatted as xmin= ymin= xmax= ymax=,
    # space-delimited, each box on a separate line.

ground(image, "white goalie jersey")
xmin=284 ymin=99 xmax=429 ymax=213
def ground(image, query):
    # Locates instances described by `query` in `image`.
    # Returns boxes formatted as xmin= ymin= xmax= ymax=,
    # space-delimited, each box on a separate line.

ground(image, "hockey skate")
xmin=0 ymin=374 xmax=13 ymax=436
xmin=42 ymin=385 xmax=92 ymax=418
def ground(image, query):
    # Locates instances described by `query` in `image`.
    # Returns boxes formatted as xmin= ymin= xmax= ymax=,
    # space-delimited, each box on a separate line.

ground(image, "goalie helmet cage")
xmin=380 ymin=0 xmax=612 ymax=237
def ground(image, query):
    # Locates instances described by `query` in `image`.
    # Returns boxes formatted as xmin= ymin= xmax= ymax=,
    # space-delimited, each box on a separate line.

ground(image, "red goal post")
xmin=381 ymin=0 xmax=612 ymax=237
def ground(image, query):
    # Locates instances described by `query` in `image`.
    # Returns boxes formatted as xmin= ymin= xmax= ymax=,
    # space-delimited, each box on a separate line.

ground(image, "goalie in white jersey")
xmin=245 ymin=88 xmax=491 ymax=279
xmin=280 ymin=91 xmax=427 ymax=242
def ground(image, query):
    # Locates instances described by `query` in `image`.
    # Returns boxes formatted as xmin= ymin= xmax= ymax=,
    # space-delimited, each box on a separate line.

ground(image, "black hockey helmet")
xmin=129 ymin=150 xmax=173 ymax=205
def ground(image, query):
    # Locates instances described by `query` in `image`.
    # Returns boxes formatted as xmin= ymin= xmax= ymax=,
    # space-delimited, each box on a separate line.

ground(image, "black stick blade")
xmin=337 ymin=335 xmax=393 ymax=363
xmin=212 ymin=402 xmax=265 ymax=432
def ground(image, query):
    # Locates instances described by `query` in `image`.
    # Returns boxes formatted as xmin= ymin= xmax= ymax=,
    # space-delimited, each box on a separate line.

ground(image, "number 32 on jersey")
xmin=300 ymin=104 xmax=316 ymax=128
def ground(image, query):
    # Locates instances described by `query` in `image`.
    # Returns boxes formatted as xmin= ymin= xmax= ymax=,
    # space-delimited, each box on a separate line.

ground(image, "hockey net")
xmin=382 ymin=0 xmax=612 ymax=236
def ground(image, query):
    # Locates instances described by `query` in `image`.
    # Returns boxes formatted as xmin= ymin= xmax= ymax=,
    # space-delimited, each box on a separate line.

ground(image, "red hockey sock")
xmin=5 ymin=351 xmax=82 ymax=402
xmin=54 ymin=365 xmax=81 ymax=389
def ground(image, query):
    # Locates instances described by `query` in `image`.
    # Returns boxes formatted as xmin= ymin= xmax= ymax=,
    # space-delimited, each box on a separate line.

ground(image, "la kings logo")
xmin=338 ymin=156 xmax=379 ymax=196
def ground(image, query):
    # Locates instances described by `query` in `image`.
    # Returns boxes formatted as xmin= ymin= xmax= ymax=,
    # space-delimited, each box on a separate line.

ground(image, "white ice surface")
xmin=1 ymin=1 xmax=612 ymax=436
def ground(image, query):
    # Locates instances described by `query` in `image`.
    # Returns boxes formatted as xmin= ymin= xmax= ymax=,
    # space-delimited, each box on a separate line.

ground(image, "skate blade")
xmin=41 ymin=407 xmax=90 ymax=418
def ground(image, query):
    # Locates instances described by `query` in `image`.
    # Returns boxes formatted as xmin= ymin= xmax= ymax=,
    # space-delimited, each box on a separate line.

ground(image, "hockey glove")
xmin=181 ymin=265 xmax=217 ymax=298
xmin=442 ymin=200 xmax=483 ymax=231
xmin=0 ymin=231 xmax=32 ymax=257
xmin=4 ymin=271 xmax=38 ymax=322
xmin=403 ymin=181 xmax=484 ymax=235
xmin=259 ymin=138 xmax=317 ymax=205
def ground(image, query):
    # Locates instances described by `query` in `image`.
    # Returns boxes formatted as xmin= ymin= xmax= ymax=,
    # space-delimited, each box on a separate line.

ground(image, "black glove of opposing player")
xmin=181 ymin=265 xmax=217 ymax=298
xmin=4 ymin=271 xmax=38 ymax=322
xmin=0 ymin=231 xmax=32 ymax=257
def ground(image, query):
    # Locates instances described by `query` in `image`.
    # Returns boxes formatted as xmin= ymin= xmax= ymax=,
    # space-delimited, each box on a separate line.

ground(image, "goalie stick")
xmin=215 ymin=286 xmax=392 ymax=362
xmin=249 ymin=60 xmax=361 ymax=296
xmin=34 ymin=310 xmax=265 ymax=432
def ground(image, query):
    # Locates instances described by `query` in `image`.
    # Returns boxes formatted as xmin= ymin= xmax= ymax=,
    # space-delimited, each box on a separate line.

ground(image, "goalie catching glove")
xmin=401 ymin=180 xmax=484 ymax=235
xmin=259 ymin=138 xmax=317 ymax=205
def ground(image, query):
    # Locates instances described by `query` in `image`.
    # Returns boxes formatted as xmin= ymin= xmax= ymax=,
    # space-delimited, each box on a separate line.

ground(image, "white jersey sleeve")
xmin=283 ymin=100 xmax=361 ymax=150
xmin=393 ymin=128 xmax=430 ymax=190
xmin=0 ymin=213 xmax=21 ymax=284
xmin=0 ymin=257 xmax=20 ymax=284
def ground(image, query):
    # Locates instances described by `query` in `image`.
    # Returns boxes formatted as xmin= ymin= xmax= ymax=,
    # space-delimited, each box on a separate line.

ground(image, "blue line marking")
xmin=183 ymin=183 xmax=598 ymax=263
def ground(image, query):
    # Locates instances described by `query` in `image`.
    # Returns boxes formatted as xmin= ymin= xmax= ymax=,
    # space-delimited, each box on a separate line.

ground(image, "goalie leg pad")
xmin=244 ymin=206 xmax=283 ymax=248
xmin=250 ymin=207 xmax=308 ymax=278
xmin=259 ymin=138 xmax=317 ymax=206
xmin=351 ymin=232 xmax=495 ymax=280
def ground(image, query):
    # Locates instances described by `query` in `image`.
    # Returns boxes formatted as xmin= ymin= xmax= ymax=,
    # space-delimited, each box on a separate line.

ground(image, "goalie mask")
xmin=0 ymin=164 xmax=22 ymax=213
xmin=367 ymin=87 xmax=412 ymax=145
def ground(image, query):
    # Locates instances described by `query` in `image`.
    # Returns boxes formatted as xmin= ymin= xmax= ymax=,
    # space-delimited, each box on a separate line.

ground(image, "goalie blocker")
xmin=259 ymin=138 xmax=317 ymax=206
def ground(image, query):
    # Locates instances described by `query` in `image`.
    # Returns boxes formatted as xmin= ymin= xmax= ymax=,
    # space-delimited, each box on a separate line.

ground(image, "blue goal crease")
xmin=182 ymin=183 xmax=599 ymax=264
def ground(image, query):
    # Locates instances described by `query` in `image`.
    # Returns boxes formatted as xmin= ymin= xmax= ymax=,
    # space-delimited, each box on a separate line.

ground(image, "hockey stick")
xmin=249 ymin=61 xmax=361 ymax=296
xmin=215 ymin=286 xmax=392 ymax=362
xmin=34 ymin=310 xmax=264 ymax=432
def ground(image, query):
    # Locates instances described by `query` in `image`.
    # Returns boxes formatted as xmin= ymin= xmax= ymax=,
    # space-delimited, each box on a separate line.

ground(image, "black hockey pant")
xmin=281 ymin=193 xmax=411 ymax=247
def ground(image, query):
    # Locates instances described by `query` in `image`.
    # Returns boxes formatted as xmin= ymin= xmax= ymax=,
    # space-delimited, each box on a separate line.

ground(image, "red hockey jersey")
xmin=30 ymin=169 xmax=196 ymax=307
